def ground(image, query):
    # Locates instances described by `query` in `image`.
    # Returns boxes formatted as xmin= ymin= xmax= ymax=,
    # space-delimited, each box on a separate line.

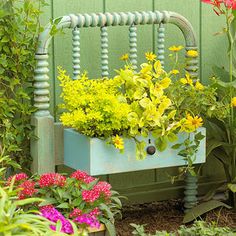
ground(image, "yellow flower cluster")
xmin=58 ymin=68 xmax=131 ymax=138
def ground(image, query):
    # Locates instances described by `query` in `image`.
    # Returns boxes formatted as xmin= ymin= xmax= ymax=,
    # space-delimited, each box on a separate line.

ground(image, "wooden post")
xmin=31 ymin=54 xmax=55 ymax=174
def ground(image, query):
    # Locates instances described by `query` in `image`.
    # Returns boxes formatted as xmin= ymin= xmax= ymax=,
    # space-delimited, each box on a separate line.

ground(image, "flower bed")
xmin=7 ymin=171 xmax=122 ymax=235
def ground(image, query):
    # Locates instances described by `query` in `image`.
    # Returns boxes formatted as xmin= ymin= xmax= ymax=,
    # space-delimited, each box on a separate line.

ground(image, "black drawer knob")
xmin=146 ymin=145 xmax=156 ymax=155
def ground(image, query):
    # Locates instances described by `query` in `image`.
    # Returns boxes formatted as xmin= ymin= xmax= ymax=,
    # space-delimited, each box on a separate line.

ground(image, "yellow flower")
xmin=120 ymin=53 xmax=129 ymax=61
xmin=168 ymin=45 xmax=184 ymax=52
xmin=187 ymin=50 xmax=198 ymax=57
xmin=231 ymin=97 xmax=236 ymax=107
xmin=183 ymin=114 xmax=203 ymax=132
xmin=180 ymin=73 xmax=193 ymax=86
xmin=195 ymin=81 xmax=204 ymax=90
xmin=170 ymin=69 xmax=179 ymax=75
xmin=145 ymin=52 xmax=157 ymax=61
xmin=112 ymin=135 xmax=124 ymax=150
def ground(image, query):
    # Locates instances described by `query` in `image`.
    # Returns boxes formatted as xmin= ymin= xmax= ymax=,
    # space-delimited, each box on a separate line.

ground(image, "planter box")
xmin=64 ymin=128 xmax=206 ymax=175
xmin=83 ymin=224 xmax=108 ymax=236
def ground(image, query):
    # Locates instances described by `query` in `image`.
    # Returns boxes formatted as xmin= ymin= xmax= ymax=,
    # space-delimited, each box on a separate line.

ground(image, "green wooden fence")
xmin=39 ymin=0 xmax=227 ymax=203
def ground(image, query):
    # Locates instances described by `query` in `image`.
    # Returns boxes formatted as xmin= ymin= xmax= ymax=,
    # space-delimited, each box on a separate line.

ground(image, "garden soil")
xmin=115 ymin=200 xmax=236 ymax=236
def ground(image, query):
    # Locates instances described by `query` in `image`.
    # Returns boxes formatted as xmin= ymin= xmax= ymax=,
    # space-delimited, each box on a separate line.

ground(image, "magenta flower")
xmin=40 ymin=207 xmax=73 ymax=234
xmin=74 ymin=214 xmax=100 ymax=229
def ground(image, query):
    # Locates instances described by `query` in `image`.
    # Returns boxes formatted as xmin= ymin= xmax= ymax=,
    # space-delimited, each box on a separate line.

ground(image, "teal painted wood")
xmin=129 ymin=24 xmax=137 ymax=70
xmin=101 ymin=26 xmax=109 ymax=77
xmin=64 ymin=128 xmax=206 ymax=176
xmin=157 ymin=24 xmax=165 ymax=67
xmin=184 ymin=172 xmax=198 ymax=212
xmin=72 ymin=27 xmax=80 ymax=80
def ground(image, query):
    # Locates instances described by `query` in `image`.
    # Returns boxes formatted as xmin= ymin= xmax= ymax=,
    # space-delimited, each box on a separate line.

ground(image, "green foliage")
xmin=131 ymin=221 xmax=235 ymax=236
xmin=8 ymin=171 xmax=123 ymax=236
xmin=202 ymin=1 xmax=236 ymax=208
xmin=183 ymin=200 xmax=231 ymax=224
xmin=0 ymin=0 xmax=46 ymax=171
xmin=0 ymin=185 xmax=56 ymax=236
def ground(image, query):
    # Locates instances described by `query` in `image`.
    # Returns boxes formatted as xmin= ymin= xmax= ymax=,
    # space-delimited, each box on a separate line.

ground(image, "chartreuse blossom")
xmin=145 ymin=52 xmax=157 ymax=61
xmin=170 ymin=69 xmax=179 ymax=75
xmin=180 ymin=73 xmax=193 ymax=86
xmin=231 ymin=97 xmax=236 ymax=107
xmin=195 ymin=80 xmax=204 ymax=90
xmin=168 ymin=45 xmax=184 ymax=52
xmin=187 ymin=50 xmax=198 ymax=57
xmin=182 ymin=114 xmax=203 ymax=132
xmin=112 ymin=135 xmax=124 ymax=150
xmin=120 ymin=53 xmax=129 ymax=61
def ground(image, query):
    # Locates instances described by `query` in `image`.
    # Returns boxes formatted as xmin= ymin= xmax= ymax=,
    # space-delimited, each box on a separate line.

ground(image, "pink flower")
xmin=89 ymin=207 xmax=101 ymax=216
xmin=18 ymin=180 xmax=37 ymax=199
xmin=82 ymin=181 xmax=111 ymax=203
xmin=94 ymin=181 xmax=112 ymax=199
xmin=74 ymin=214 xmax=100 ymax=229
xmin=70 ymin=170 xmax=96 ymax=184
xmin=224 ymin=0 xmax=236 ymax=9
xmin=41 ymin=207 xmax=73 ymax=234
xmin=38 ymin=173 xmax=66 ymax=187
xmin=69 ymin=208 xmax=82 ymax=218
xmin=82 ymin=189 xmax=100 ymax=203
xmin=7 ymin=173 xmax=28 ymax=185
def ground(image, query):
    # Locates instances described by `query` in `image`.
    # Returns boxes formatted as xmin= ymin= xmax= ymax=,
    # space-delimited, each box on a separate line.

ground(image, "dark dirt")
xmin=115 ymin=200 xmax=236 ymax=236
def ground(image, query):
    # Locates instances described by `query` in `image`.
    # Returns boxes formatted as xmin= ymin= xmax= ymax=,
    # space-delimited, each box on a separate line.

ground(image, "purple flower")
xmin=40 ymin=207 xmax=74 ymax=234
xmin=74 ymin=214 xmax=100 ymax=229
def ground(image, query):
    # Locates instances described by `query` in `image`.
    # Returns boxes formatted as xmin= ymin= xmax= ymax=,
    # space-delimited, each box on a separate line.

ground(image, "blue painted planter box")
xmin=64 ymin=128 xmax=206 ymax=175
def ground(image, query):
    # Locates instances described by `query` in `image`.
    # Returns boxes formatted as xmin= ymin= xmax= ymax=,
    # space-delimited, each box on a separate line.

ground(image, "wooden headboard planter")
xmin=31 ymin=11 xmax=205 ymax=210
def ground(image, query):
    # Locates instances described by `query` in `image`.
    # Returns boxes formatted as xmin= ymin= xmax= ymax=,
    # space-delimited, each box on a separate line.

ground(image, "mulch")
xmin=115 ymin=200 xmax=236 ymax=236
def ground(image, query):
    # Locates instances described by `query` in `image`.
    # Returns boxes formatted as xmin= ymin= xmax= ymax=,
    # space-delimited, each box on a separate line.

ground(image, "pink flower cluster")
xmin=7 ymin=173 xmax=28 ymax=185
xmin=82 ymin=181 xmax=111 ymax=203
xmin=74 ymin=214 xmax=100 ymax=229
xmin=38 ymin=173 xmax=66 ymax=187
xmin=69 ymin=208 xmax=82 ymax=218
xmin=18 ymin=180 xmax=37 ymax=199
xmin=40 ymin=206 xmax=73 ymax=234
xmin=202 ymin=0 xmax=236 ymax=15
xmin=70 ymin=170 xmax=96 ymax=184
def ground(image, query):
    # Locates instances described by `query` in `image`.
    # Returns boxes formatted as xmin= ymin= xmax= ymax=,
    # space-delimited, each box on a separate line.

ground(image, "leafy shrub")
xmin=0 ymin=0 xmax=46 ymax=171
xmin=0 ymin=184 xmax=67 ymax=236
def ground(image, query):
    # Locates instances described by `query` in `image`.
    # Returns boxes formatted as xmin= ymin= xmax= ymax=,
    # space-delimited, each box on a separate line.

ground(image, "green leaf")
xmin=206 ymin=138 xmax=224 ymax=157
xmin=194 ymin=131 xmax=205 ymax=141
xmin=183 ymin=200 xmax=231 ymax=224
xmin=171 ymin=143 xmax=182 ymax=150
xmin=155 ymin=136 xmax=168 ymax=152
xmin=15 ymin=198 xmax=43 ymax=206
xmin=228 ymin=183 xmax=236 ymax=193
xmin=57 ymin=202 xmax=70 ymax=208
xmin=167 ymin=133 xmax=178 ymax=142
xmin=104 ymin=221 xmax=116 ymax=236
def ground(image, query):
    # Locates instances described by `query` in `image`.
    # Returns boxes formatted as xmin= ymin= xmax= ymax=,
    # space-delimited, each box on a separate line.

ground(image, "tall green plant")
xmin=0 ymin=0 xmax=46 ymax=171
xmin=201 ymin=0 xmax=236 ymax=207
